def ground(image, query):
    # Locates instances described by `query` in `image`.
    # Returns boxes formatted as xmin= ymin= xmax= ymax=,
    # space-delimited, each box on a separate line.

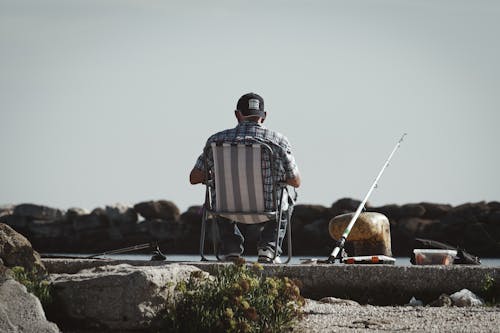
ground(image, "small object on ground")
xmin=450 ymin=289 xmax=484 ymax=307
xmin=429 ymin=293 xmax=453 ymax=307
xmin=342 ymin=255 xmax=396 ymax=265
xmin=406 ymin=296 xmax=423 ymax=306
xmin=319 ymin=297 xmax=360 ymax=306
xmin=413 ymin=249 xmax=456 ymax=265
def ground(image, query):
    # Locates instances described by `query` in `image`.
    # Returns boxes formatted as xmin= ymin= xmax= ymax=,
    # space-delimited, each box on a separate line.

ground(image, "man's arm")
xmin=189 ymin=167 xmax=205 ymax=185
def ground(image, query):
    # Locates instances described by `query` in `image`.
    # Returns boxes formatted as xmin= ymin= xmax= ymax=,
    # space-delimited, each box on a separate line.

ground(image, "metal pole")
xmin=327 ymin=133 xmax=407 ymax=263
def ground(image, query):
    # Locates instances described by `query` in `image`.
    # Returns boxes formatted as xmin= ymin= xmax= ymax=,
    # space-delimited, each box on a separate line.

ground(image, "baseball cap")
xmin=236 ymin=93 xmax=266 ymax=118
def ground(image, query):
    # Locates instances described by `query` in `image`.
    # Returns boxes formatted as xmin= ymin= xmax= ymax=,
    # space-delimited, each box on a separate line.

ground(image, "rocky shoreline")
xmin=1 ymin=223 xmax=499 ymax=332
xmin=1 ymin=199 xmax=499 ymax=257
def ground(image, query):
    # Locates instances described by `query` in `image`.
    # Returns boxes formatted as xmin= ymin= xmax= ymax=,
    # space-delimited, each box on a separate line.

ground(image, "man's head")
xmin=235 ymin=92 xmax=266 ymax=123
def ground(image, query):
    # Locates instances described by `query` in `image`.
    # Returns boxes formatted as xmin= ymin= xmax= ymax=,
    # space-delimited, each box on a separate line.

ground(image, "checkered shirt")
xmin=194 ymin=121 xmax=299 ymax=211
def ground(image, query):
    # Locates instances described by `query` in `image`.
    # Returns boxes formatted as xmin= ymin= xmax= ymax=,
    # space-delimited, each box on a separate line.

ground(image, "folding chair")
xmin=199 ymin=140 xmax=294 ymax=264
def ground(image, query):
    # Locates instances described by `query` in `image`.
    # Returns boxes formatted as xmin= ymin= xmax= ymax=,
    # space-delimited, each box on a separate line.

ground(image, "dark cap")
xmin=236 ymin=93 xmax=266 ymax=118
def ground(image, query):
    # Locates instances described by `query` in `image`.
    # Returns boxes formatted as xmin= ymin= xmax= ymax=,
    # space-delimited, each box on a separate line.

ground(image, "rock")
xmin=0 ymin=223 xmax=46 ymax=275
xmin=487 ymin=210 xmax=500 ymax=224
xmin=446 ymin=202 xmax=490 ymax=224
xmin=397 ymin=218 xmax=439 ymax=237
xmin=50 ymin=263 xmax=205 ymax=330
xmin=0 ymin=214 xmax=29 ymax=230
xmin=29 ymin=220 xmax=66 ymax=238
xmin=400 ymin=204 xmax=426 ymax=218
xmin=372 ymin=204 xmax=402 ymax=220
xmin=0 ymin=268 xmax=60 ymax=332
xmin=319 ymin=296 xmax=359 ymax=306
xmin=72 ymin=213 xmax=105 ymax=231
xmin=487 ymin=201 xmax=500 ymax=211
xmin=406 ymin=296 xmax=423 ymax=306
xmin=65 ymin=207 xmax=89 ymax=222
xmin=301 ymin=219 xmax=332 ymax=254
xmin=328 ymin=212 xmax=392 ymax=256
xmin=464 ymin=223 xmax=497 ymax=254
xmin=105 ymin=203 xmax=138 ymax=225
xmin=13 ymin=204 xmax=63 ymax=221
xmin=104 ymin=204 xmax=138 ymax=240
xmin=419 ymin=202 xmax=452 ymax=219
xmin=450 ymin=289 xmax=484 ymax=307
xmin=331 ymin=198 xmax=363 ymax=216
xmin=429 ymin=294 xmax=453 ymax=307
xmin=180 ymin=206 xmax=203 ymax=225
xmin=134 ymin=200 xmax=180 ymax=220
xmin=137 ymin=219 xmax=183 ymax=240
xmin=293 ymin=205 xmax=330 ymax=222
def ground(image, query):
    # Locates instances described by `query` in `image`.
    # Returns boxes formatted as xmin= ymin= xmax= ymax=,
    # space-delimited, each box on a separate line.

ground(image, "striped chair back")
xmin=209 ymin=142 xmax=276 ymax=224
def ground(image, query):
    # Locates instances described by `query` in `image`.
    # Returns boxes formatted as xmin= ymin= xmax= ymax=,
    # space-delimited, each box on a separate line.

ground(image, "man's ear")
xmin=260 ymin=111 xmax=267 ymax=124
xmin=235 ymin=110 xmax=243 ymax=122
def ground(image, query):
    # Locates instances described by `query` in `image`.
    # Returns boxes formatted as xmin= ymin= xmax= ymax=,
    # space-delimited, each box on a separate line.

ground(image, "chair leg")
xmin=284 ymin=212 xmax=292 ymax=264
xmin=200 ymin=209 xmax=209 ymax=261
xmin=212 ymin=217 xmax=222 ymax=261
xmin=273 ymin=204 xmax=284 ymax=262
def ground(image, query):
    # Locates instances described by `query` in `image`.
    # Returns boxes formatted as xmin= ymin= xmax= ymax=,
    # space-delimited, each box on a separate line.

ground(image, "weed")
xmin=11 ymin=266 xmax=52 ymax=307
xmin=481 ymin=274 xmax=499 ymax=305
xmin=162 ymin=259 xmax=304 ymax=332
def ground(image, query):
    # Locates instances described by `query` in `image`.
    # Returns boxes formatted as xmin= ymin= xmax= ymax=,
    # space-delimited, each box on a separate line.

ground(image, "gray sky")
xmin=1 ymin=0 xmax=499 ymax=212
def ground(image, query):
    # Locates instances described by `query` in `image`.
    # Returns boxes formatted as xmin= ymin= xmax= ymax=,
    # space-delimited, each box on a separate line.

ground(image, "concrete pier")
xmin=42 ymin=258 xmax=499 ymax=305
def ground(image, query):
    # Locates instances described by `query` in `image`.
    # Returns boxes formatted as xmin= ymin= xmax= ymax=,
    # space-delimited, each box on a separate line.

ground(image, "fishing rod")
xmin=86 ymin=243 xmax=153 ymax=259
xmin=326 ymin=133 xmax=407 ymax=264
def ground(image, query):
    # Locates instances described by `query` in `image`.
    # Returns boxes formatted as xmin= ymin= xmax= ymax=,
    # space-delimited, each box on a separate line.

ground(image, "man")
xmin=190 ymin=92 xmax=301 ymax=263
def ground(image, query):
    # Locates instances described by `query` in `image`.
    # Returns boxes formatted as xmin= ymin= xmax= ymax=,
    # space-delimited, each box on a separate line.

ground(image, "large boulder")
xmin=293 ymin=204 xmax=330 ymax=222
xmin=0 ymin=266 xmax=60 ymax=332
xmin=50 ymin=263 xmax=206 ymax=331
xmin=397 ymin=218 xmax=439 ymax=237
xmin=0 ymin=223 xmax=46 ymax=275
xmin=13 ymin=204 xmax=63 ymax=221
xmin=419 ymin=202 xmax=452 ymax=219
xmin=134 ymin=200 xmax=180 ymax=220
xmin=329 ymin=212 xmax=392 ymax=256
xmin=104 ymin=203 xmax=138 ymax=225
xmin=103 ymin=204 xmax=139 ymax=241
xmin=331 ymin=198 xmax=363 ymax=216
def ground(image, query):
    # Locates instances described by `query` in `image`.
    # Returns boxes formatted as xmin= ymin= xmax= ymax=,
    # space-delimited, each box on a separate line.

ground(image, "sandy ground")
xmin=294 ymin=299 xmax=500 ymax=333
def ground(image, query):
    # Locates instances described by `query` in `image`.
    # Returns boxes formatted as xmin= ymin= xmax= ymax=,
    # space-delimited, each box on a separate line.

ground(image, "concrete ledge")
xmin=42 ymin=259 xmax=499 ymax=305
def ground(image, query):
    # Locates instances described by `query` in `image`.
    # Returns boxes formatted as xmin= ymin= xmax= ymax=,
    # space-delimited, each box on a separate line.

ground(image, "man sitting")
xmin=190 ymin=92 xmax=301 ymax=263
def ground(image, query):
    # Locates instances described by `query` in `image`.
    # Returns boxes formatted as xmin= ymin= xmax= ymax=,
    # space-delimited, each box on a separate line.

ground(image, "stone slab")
xmin=42 ymin=258 xmax=499 ymax=305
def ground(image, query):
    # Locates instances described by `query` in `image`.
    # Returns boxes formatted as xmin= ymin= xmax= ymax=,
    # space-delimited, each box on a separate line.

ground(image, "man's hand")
xmin=189 ymin=168 xmax=205 ymax=185
xmin=286 ymin=174 xmax=301 ymax=187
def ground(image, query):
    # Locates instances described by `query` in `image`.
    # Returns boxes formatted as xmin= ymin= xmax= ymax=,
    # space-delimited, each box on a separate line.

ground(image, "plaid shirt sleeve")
xmin=278 ymin=138 xmax=300 ymax=180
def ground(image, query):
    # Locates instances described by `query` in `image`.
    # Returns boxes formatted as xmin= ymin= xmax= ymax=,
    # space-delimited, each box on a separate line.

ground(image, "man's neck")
xmin=239 ymin=119 xmax=262 ymax=125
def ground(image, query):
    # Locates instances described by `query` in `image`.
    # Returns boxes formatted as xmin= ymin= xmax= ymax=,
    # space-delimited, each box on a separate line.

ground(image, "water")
xmin=47 ymin=253 xmax=500 ymax=266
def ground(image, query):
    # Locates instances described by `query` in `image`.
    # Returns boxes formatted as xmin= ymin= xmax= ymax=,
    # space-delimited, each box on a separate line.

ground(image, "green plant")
xmin=162 ymin=258 xmax=304 ymax=332
xmin=481 ymin=274 xmax=499 ymax=305
xmin=11 ymin=266 xmax=52 ymax=307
